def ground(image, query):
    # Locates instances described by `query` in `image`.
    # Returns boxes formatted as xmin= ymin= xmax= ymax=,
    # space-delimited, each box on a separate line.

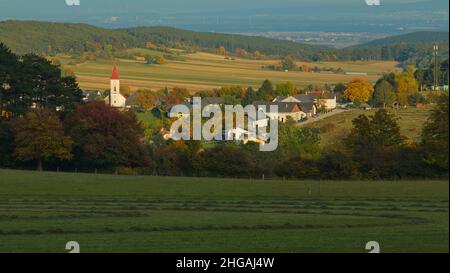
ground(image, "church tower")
xmin=105 ymin=64 xmax=126 ymax=108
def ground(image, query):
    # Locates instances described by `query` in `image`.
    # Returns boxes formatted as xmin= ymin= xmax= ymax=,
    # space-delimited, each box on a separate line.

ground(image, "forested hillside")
xmin=0 ymin=20 xmax=448 ymax=65
xmin=0 ymin=20 xmax=330 ymax=60
xmin=353 ymin=32 xmax=449 ymax=48
xmin=340 ymin=31 xmax=449 ymax=66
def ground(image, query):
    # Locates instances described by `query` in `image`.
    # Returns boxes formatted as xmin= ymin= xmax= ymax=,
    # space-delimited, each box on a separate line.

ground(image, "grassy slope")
xmin=305 ymin=106 xmax=432 ymax=147
xmin=0 ymin=170 xmax=448 ymax=253
xmin=60 ymin=51 xmax=399 ymax=92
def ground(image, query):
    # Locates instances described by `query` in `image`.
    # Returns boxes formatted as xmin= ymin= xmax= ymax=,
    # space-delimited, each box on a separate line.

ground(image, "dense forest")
xmin=0 ymin=20 xmax=448 ymax=65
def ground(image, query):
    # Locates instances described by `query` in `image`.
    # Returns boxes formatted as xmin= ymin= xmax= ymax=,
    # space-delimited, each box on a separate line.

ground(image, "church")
xmin=104 ymin=64 xmax=127 ymax=109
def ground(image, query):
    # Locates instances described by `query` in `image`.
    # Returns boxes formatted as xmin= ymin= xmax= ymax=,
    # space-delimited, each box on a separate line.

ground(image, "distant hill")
xmin=340 ymin=31 xmax=449 ymax=65
xmin=0 ymin=20 xmax=330 ymax=61
xmin=353 ymin=31 xmax=449 ymax=48
xmin=0 ymin=21 xmax=141 ymax=55
xmin=0 ymin=20 xmax=448 ymax=65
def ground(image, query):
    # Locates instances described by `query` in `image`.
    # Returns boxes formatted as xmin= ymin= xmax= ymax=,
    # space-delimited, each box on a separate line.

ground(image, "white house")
xmin=273 ymin=92 xmax=337 ymax=111
xmin=254 ymin=101 xmax=307 ymax=123
xmin=104 ymin=64 xmax=127 ymax=109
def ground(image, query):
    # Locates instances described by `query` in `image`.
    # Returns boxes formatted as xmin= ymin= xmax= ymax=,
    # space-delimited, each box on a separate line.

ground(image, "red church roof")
xmin=111 ymin=64 xmax=119 ymax=80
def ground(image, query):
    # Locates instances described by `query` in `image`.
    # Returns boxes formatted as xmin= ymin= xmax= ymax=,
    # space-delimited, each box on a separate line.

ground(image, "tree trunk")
xmin=37 ymin=159 xmax=43 ymax=171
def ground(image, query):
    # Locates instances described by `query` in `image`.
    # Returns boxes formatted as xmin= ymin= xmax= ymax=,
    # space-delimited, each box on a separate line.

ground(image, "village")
xmin=88 ymin=64 xmax=339 ymax=145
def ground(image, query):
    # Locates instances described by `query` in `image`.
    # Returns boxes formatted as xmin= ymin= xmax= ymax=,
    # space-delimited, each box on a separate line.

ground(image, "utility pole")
xmin=433 ymin=43 xmax=439 ymax=91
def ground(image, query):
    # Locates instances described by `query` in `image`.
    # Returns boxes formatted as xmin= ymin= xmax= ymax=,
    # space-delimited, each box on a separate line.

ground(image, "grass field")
xmin=59 ymin=50 xmax=401 ymax=93
xmin=304 ymin=106 xmax=432 ymax=147
xmin=0 ymin=170 xmax=448 ymax=253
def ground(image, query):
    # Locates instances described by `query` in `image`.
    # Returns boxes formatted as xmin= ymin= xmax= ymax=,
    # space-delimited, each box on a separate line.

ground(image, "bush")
xmin=317 ymin=151 xmax=357 ymax=179
xmin=275 ymin=157 xmax=319 ymax=179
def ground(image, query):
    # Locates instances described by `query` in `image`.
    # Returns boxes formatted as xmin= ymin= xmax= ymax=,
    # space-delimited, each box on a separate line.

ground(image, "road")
xmin=296 ymin=108 xmax=352 ymax=127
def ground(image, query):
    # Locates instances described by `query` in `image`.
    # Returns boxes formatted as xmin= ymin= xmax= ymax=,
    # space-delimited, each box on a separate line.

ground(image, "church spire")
xmin=111 ymin=64 xmax=119 ymax=80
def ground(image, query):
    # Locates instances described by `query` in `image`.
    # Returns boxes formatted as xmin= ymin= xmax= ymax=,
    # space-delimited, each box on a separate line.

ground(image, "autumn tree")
xmin=300 ymin=64 xmax=310 ymax=72
xmin=281 ymin=56 xmax=297 ymax=71
xmin=13 ymin=108 xmax=73 ymax=171
xmin=120 ymin=84 xmax=133 ymax=98
xmin=253 ymin=51 xmax=262 ymax=58
xmin=217 ymin=46 xmax=227 ymax=56
xmin=235 ymin=48 xmax=248 ymax=56
xmin=65 ymin=101 xmax=149 ymax=169
xmin=372 ymin=80 xmax=396 ymax=108
xmin=127 ymin=89 xmax=157 ymax=111
xmin=395 ymin=70 xmax=418 ymax=106
xmin=344 ymin=78 xmax=374 ymax=104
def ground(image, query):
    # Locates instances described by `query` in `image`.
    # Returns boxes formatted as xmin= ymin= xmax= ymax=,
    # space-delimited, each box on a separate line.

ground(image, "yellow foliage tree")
xmin=344 ymin=78 xmax=374 ymax=104
xmin=395 ymin=72 xmax=418 ymax=106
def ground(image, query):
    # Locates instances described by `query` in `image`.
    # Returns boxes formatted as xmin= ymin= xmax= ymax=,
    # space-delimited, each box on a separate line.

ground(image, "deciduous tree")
xmin=344 ymin=78 xmax=374 ymax=104
xmin=13 ymin=108 xmax=72 ymax=171
xmin=65 ymin=101 xmax=149 ymax=168
xmin=372 ymin=80 xmax=396 ymax=108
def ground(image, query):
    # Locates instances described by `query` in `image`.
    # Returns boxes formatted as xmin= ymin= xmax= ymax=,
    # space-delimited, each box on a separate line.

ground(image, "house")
xmin=273 ymin=92 xmax=337 ymax=111
xmin=167 ymin=97 xmax=225 ymax=117
xmin=253 ymin=101 xmax=307 ymax=123
xmin=104 ymin=64 xmax=127 ymax=109
xmin=224 ymin=127 xmax=267 ymax=145
xmin=82 ymin=90 xmax=102 ymax=103
xmin=298 ymin=102 xmax=317 ymax=118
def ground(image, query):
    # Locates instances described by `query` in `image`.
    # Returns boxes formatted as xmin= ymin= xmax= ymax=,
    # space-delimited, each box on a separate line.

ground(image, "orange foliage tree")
xmin=344 ymin=78 xmax=374 ymax=104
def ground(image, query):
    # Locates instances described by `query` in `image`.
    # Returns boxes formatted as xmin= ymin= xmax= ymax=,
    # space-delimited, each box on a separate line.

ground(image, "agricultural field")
xmin=304 ymin=106 xmax=433 ymax=147
xmin=58 ymin=50 xmax=400 ymax=93
xmin=0 ymin=170 xmax=448 ymax=253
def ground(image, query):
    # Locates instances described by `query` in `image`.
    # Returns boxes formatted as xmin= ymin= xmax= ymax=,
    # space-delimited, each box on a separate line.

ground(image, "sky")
xmin=0 ymin=0 xmax=448 ymax=33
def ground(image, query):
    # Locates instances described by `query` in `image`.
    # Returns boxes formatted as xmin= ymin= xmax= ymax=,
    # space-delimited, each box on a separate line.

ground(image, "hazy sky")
xmin=0 ymin=0 xmax=443 ymax=13
xmin=0 ymin=0 xmax=448 ymax=32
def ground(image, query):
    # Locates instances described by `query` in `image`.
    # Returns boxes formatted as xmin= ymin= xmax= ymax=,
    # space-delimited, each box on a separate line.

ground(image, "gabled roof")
xmin=298 ymin=102 xmax=316 ymax=113
xmin=82 ymin=90 xmax=101 ymax=102
xmin=294 ymin=93 xmax=319 ymax=102
xmin=294 ymin=92 xmax=336 ymax=101
xmin=253 ymin=101 xmax=300 ymax=113
xmin=272 ymin=96 xmax=289 ymax=102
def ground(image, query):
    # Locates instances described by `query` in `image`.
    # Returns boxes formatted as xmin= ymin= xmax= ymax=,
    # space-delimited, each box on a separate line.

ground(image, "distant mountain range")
xmin=0 ymin=20 xmax=448 ymax=64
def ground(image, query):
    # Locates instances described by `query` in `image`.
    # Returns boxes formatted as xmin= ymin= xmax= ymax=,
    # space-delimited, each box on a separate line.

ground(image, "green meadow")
xmin=0 ymin=169 xmax=448 ymax=253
